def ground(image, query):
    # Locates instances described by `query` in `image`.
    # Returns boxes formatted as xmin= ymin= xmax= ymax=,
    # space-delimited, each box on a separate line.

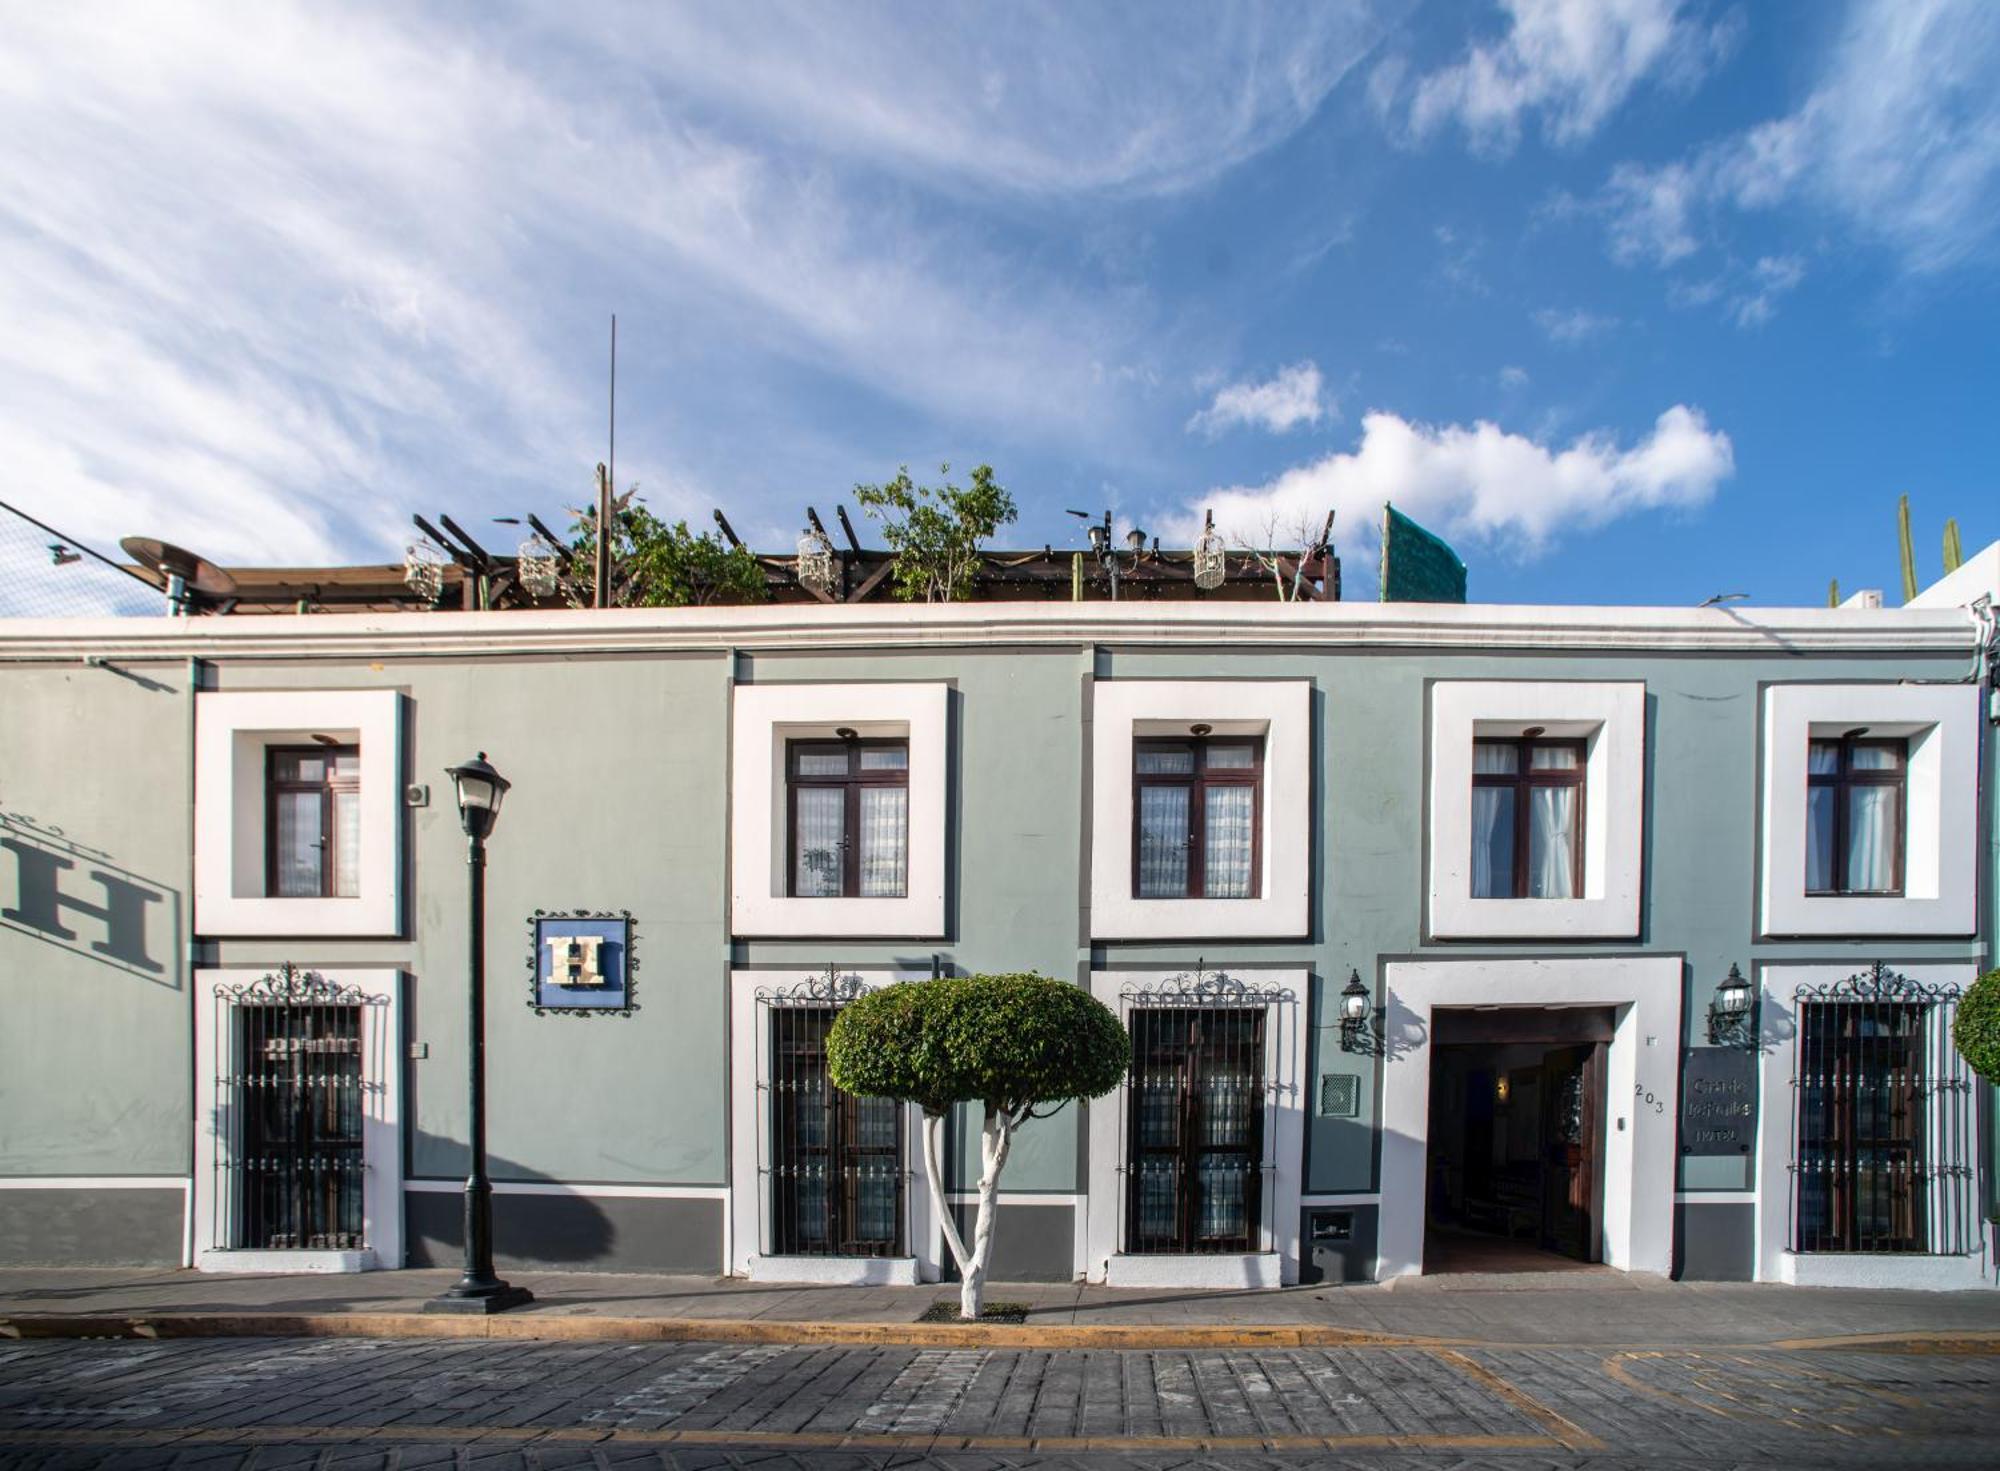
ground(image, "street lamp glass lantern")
xmin=1714 ymin=963 xmax=1750 ymax=1020
xmin=447 ymin=752 xmax=510 ymax=839
xmin=1340 ymin=971 xmax=1370 ymax=1023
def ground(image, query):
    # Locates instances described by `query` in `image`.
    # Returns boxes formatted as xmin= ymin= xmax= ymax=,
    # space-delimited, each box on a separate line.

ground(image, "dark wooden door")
xmin=1538 ymin=1042 xmax=1605 ymax=1262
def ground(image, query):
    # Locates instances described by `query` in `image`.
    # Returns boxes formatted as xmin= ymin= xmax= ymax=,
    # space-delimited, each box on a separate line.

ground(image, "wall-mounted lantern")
xmin=1339 ymin=969 xmax=1384 ymax=1056
xmin=1707 ymin=962 xmax=1755 ymax=1049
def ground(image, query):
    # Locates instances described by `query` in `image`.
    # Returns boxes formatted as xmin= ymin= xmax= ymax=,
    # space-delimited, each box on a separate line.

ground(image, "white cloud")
xmin=582 ymin=2 xmax=1395 ymax=199
xmin=1186 ymin=362 xmax=1332 ymax=437
xmin=1595 ymin=0 xmax=2000 ymax=277
xmin=1730 ymin=254 xmax=1807 ymax=327
xmin=1499 ymin=365 xmax=1531 ymax=388
xmin=0 ymin=3 xmax=1389 ymax=581
xmin=1403 ymin=0 xmax=1734 ymax=153
xmin=1533 ymin=306 xmax=1621 ymax=343
xmin=1162 ymin=405 xmax=1732 ymax=560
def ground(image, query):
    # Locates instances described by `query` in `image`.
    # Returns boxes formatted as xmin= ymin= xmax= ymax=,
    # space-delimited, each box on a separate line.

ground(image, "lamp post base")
xmin=424 ymin=1282 xmax=535 ymax=1315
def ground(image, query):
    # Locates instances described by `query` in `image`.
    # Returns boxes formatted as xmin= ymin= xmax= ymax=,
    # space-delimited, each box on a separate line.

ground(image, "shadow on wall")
xmin=404 ymin=1129 xmax=615 ymax=1270
xmin=0 ymin=809 xmax=178 ymax=985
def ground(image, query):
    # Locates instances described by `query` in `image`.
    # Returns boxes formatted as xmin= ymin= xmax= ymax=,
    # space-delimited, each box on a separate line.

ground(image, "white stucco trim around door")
xmin=1752 ymin=960 xmax=1987 ymax=1290
xmin=191 ymin=967 xmax=403 ymax=1273
xmin=1085 ymin=967 xmax=1307 ymax=1287
xmin=729 ymin=682 xmax=948 ymax=938
xmin=1088 ymin=680 xmax=1311 ymax=940
xmin=727 ymin=966 xmax=941 ymax=1284
xmin=1377 ymin=955 xmax=1682 ymax=1280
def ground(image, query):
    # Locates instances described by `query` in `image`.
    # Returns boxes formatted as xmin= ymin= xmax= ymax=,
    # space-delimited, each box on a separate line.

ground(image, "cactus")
xmin=1944 ymin=517 xmax=1963 ymax=574
xmin=1828 ymin=578 xmax=1840 ymax=608
xmin=1897 ymin=494 xmax=1917 ymax=603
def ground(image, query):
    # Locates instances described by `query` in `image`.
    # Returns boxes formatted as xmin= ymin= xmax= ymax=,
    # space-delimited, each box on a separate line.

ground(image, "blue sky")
xmin=4 ymin=0 xmax=1997 ymax=609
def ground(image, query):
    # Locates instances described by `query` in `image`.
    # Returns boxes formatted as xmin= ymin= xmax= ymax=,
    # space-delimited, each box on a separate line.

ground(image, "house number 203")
xmin=1634 ymin=1082 xmax=1666 ymax=1115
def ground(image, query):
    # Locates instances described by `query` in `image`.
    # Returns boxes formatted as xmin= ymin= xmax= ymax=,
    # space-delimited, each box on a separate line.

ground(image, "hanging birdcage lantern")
xmin=1193 ymin=510 xmax=1227 ymax=591
xmin=403 ymin=541 xmax=448 ymax=602
xmin=796 ymin=526 xmax=837 ymax=595
xmin=517 ymin=536 xmax=562 ymax=599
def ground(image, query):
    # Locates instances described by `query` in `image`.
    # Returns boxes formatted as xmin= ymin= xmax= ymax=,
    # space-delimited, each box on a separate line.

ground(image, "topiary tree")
xmin=827 ymin=973 xmax=1127 ymax=1319
xmin=1953 ymin=969 xmax=2000 ymax=1082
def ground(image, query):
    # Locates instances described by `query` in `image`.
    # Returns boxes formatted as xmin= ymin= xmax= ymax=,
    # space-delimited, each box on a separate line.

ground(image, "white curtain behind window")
xmin=1138 ymin=786 xmax=1189 ymax=897
xmin=858 ymin=786 xmax=908 ymax=897
xmin=1470 ymin=787 xmax=1512 ymax=897
xmin=1805 ymin=786 xmax=1836 ymax=890
xmin=1527 ymin=787 xmax=1575 ymax=898
xmin=1845 ymin=785 xmax=1897 ymax=891
xmin=794 ymin=788 xmax=844 ymax=896
xmin=1204 ymin=786 xmax=1253 ymax=897
xmin=273 ymin=790 xmax=322 ymax=897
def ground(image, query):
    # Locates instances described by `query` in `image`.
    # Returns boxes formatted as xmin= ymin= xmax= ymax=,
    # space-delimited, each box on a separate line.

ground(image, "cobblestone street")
xmin=2 ymin=1334 xmax=1995 ymax=1469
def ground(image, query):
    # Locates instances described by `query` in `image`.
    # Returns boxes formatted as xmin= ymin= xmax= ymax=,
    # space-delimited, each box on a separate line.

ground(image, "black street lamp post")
xmin=427 ymin=752 xmax=533 ymax=1315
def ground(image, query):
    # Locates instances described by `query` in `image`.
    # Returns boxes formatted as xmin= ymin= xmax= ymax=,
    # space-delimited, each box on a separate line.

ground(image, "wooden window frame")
xmin=1131 ymin=735 xmax=1265 ymax=900
xmin=785 ymin=737 xmax=910 ymax=899
xmin=265 ymin=744 xmax=360 ymax=899
xmin=1470 ymin=735 xmax=1587 ymax=900
xmin=1806 ymin=735 xmax=1907 ymax=897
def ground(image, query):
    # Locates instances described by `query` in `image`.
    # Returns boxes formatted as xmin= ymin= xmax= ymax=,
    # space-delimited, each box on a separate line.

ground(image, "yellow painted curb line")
xmin=0 ymin=1311 xmax=1433 ymax=1350
xmin=1770 ymin=1329 xmax=2000 ymax=1355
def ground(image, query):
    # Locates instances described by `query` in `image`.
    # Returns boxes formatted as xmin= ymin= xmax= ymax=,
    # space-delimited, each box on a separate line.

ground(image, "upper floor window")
xmin=787 ymin=738 xmax=908 ymax=899
xmin=1470 ymin=734 xmax=1584 ymax=900
xmin=1133 ymin=733 xmax=1263 ymax=899
xmin=267 ymin=745 xmax=360 ymax=898
xmin=1806 ymin=735 xmax=1905 ymax=895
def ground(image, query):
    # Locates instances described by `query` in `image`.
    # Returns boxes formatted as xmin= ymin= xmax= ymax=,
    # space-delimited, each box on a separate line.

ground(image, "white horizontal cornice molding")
xmin=0 ymin=600 xmax=1979 ymax=661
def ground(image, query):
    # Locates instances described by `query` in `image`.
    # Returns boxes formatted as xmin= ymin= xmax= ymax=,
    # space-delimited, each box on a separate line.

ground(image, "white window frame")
xmin=1758 ymin=683 xmax=1978 ymax=937
xmin=194 ymin=690 xmax=404 ymax=937
xmin=1752 ymin=960 xmax=1984 ymax=1290
xmin=1084 ymin=967 xmax=1306 ymax=1288
xmin=726 ymin=967 xmax=940 ymax=1284
xmin=191 ymin=967 xmax=403 ymax=1273
xmin=1089 ymin=681 xmax=1309 ymax=940
xmin=730 ymin=683 xmax=947 ymax=938
xmin=1428 ymin=681 xmax=1644 ymax=940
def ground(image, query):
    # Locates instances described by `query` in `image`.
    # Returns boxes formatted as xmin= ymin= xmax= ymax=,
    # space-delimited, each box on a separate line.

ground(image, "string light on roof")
xmin=403 ymin=541 xmax=448 ymax=602
xmin=796 ymin=525 xmax=837 ymax=595
xmin=1194 ymin=509 xmax=1226 ymax=591
xmin=517 ymin=536 xmax=562 ymax=599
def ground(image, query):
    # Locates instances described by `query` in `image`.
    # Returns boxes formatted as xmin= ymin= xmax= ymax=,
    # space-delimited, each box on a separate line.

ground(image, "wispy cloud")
xmin=1161 ymin=404 xmax=1733 ymax=560
xmin=1533 ymin=306 xmax=1622 ymax=343
xmin=0 ymin=2 xmax=1394 ymax=574
xmin=1187 ymin=362 xmax=1332 ymax=437
xmin=1392 ymin=0 xmax=1736 ymax=153
xmin=1591 ymin=0 xmax=2000 ymax=278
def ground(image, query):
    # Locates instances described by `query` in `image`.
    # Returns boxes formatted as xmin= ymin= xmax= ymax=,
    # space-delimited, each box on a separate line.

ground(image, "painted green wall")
xmin=0 ymin=660 xmax=191 ymax=1176
xmin=2 ymin=635 xmax=1987 ymax=1217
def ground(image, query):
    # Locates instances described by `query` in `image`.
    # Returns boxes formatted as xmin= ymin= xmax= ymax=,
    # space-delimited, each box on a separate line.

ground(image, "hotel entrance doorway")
xmin=1424 ymin=1006 xmax=1611 ymax=1272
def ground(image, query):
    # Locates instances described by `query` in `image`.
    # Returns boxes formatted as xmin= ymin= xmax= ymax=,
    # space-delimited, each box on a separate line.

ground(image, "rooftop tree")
xmin=853 ymin=463 xmax=1017 ymax=602
xmin=827 ymin=972 xmax=1127 ymax=1319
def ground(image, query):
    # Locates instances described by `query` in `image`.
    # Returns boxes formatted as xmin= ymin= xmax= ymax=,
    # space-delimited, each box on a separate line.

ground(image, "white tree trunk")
xmin=922 ymin=1110 xmax=971 ymax=1280
xmin=961 ymin=1103 xmax=1014 ymax=1319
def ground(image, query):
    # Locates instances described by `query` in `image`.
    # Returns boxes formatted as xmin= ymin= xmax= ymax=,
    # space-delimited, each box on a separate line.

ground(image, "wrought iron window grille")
xmin=211 ymin=964 xmax=384 ymax=1253
xmin=1787 ymin=962 xmax=1973 ymax=1257
xmin=754 ymin=965 xmax=907 ymax=1260
xmin=1115 ymin=962 xmax=1293 ymax=1257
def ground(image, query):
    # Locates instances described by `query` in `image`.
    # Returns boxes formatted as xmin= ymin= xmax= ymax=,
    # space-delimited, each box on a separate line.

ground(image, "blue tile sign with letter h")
xmin=530 ymin=913 xmax=632 ymax=1013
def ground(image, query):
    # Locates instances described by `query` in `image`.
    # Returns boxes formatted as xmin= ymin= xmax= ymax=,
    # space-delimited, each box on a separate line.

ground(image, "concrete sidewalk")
xmin=5 ymin=1266 xmax=2000 ymax=1350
